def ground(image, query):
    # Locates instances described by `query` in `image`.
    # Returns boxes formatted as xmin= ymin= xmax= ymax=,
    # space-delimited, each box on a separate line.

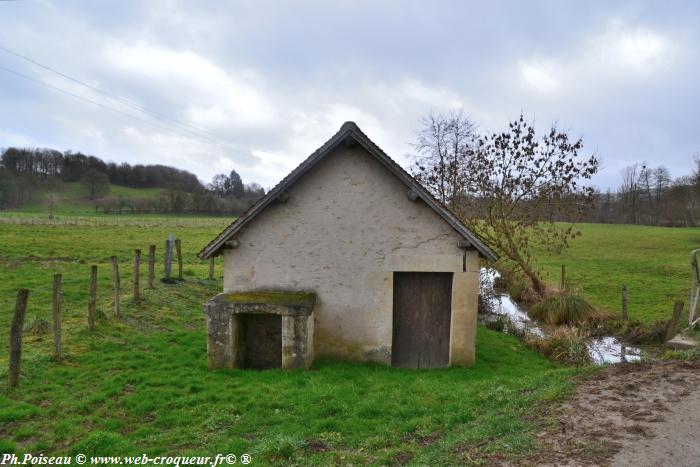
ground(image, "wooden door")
xmin=392 ymin=272 xmax=453 ymax=369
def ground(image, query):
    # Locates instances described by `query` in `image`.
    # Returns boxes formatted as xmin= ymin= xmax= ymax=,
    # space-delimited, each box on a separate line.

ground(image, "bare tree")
xmin=619 ymin=164 xmax=642 ymax=224
xmin=412 ymin=110 xmax=478 ymax=206
xmin=81 ymin=168 xmax=110 ymax=200
xmin=44 ymin=192 xmax=60 ymax=219
xmin=415 ymin=113 xmax=599 ymax=296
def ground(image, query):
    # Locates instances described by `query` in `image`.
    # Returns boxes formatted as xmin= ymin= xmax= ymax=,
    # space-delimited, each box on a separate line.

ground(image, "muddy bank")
xmin=511 ymin=359 xmax=700 ymax=466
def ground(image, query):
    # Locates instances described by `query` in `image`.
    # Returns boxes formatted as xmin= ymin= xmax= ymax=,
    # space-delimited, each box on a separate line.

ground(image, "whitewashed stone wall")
xmin=223 ymin=144 xmax=479 ymax=364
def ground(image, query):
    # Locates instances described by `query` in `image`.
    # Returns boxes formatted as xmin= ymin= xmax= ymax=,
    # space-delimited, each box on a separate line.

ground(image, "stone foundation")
xmin=204 ymin=291 xmax=315 ymax=370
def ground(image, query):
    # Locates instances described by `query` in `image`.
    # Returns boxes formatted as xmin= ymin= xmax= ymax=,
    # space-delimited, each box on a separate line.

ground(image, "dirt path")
xmin=612 ymin=386 xmax=700 ymax=466
xmin=517 ymin=360 xmax=700 ymax=466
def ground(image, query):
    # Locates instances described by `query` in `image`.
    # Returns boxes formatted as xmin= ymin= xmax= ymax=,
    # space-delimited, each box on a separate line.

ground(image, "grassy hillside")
xmin=535 ymin=223 xmax=699 ymax=325
xmin=19 ymin=182 xmax=164 ymax=216
xmin=0 ymin=217 xmax=578 ymax=464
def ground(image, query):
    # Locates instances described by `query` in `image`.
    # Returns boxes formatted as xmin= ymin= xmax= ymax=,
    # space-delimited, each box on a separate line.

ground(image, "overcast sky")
xmin=0 ymin=0 xmax=698 ymax=190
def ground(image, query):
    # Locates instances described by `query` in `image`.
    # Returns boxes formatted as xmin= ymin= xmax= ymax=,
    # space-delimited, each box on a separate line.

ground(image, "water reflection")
xmin=480 ymin=268 xmax=641 ymax=364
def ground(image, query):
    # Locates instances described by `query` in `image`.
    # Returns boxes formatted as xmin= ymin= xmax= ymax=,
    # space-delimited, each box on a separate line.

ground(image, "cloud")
xmin=0 ymin=1 xmax=698 ymax=191
xmin=519 ymin=61 xmax=561 ymax=95
xmin=603 ymin=24 xmax=670 ymax=71
xmin=517 ymin=21 xmax=677 ymax=98
xmin=103 ymin=41 xmax=277 ymax=129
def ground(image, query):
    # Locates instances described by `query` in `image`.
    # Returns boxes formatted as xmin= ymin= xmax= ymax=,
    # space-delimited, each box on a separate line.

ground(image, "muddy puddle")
xmin=479 ymin=269 xmax=651 ymax=364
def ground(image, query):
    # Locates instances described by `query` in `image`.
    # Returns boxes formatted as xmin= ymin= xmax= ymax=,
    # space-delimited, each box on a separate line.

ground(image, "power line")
xmin=0 ymin=43 xmax=236 ymax=147
xmin=0 ymin=64 xmax=233 ymax=148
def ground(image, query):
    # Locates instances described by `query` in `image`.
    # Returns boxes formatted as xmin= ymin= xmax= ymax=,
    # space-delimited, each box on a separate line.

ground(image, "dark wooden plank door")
xmin=392 ymin=272 xmax=453 ymax=369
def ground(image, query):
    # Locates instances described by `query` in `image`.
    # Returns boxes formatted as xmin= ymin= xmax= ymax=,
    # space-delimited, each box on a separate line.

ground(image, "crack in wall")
xmin=390 ymin=232 xmax=452 ymax=253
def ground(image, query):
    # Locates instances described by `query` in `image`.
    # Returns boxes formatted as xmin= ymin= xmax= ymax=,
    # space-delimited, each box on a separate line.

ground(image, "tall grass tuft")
xmin=525 ymin=327 xmax=592 ymax=366
xmin=530 ymin=294 xmax=594 ymax=325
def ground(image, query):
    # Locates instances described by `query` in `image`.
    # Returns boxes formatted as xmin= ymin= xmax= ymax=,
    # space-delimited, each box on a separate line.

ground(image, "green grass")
xmin=0 ymin=216 xmax=579 ymax=464
xmin=535 ymin=223 xmax=700 ymax=325
xmin=530 ymin=295 xmax=594 ymax=325
xmin=19 ymin=182 xmax=164 ymax=215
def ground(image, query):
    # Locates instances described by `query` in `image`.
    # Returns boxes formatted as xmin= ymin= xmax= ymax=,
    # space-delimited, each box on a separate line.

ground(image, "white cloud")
xmin=598 ymin=24 xmax=671 ymax=73
xmin=518 ymin=61 xmax=561 ymax=95
xmin=103 ymin=41 xmax=277 ymax=129
xmin=516 ymin=21 xmax=677 ymax=97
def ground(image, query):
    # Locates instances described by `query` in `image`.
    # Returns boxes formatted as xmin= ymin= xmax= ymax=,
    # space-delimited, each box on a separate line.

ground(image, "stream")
xmin=479 ymin=269 xmax=645 ymax=364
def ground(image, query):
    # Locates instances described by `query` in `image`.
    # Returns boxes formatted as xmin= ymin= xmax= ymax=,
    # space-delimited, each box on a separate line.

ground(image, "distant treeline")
xmin=580 ymin=162 xmax=700 ymax=227
xmin=1 ymin=147 xmax=201 ymax=191
xmin=0 ymin=147 xmax=266 ymax=215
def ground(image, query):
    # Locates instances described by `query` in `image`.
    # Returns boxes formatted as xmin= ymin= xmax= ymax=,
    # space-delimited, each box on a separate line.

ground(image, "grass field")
xmin=534 ymin=223 xmax=699 ymax=326
xmin=19 ymin=182 xmax=164 ymax=216
xmin=0 ymin=216 xmax=579 ymax=464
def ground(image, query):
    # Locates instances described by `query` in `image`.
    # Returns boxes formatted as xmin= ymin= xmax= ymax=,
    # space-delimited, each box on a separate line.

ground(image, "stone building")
xmin=199 ymin=122 xmax=497 ymax=370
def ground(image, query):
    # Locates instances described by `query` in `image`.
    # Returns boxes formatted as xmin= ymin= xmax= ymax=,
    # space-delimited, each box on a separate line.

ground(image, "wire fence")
xmin=0 ymin=213 xmax=232 ymax=228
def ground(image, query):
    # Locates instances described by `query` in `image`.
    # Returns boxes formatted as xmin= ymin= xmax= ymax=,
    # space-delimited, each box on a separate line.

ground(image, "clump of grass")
xmin=69 ymin=431 xmax=132 ymax=456
xmin=662 ymin=346 xmax=700 ymax=361
xmin=28 ymin=318 xmax=50 ymax=335
xmin=253 ymin=434 xmax=307 ymax=461
xmin=484 ymin=314 xmax=531 ymax=341
xmin=525 ymin=327 xmax=592 ymax=366
xmin=499 ymin=270 xmax=540 ymax=305
xmin=530 ymin=294 xmax=594 ymax=325
xmin=484 ymin=316 xmax=507 ymax=333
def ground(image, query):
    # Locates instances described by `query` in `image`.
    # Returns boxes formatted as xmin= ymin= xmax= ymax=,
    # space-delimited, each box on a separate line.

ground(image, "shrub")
xmin=624 ymin=319 xmax=668 ymax=344
xmin=530 ymin=294 xmax=594 ymax=325
xmin=525 ymin=327 xmax=592 ymax=366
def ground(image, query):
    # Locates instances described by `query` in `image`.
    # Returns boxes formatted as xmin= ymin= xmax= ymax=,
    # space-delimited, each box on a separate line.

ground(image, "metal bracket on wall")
xmin=224 ymin=239 xmax=239 ymax=249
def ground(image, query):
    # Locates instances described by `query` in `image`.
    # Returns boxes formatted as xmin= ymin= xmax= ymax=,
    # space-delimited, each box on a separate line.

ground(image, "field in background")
xmin=0 ymin=215 xmax=579 ymax=464
xmin=536 ymin=223 xmax=699 ymax=325
xmin=17 ymin=182 xmax=165 ymax=216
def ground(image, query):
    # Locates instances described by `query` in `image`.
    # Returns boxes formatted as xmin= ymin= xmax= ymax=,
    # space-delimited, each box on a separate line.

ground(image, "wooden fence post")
xmin=560 ymin=264 xmax=566 ymax=291
xmin=88 ymin=265 xmax=97 ymax=332
xmin=133 ymin=249 xmax=141 ymax=302
xmin=689 ymin=249 xmax=700 ymax=329
xmin=111 ymin=256 xmax=120 ymax=318
xmin=9 ymin=289 xmax=29 ymax=388
xmin=209 ymin=257 xmax=215 ymax=280
xmin=164 ymin=236 xmax=173 ymax=282
xmin=621 ymin=285 xmax=628 ymax=321
xmin=148 ymin=245 xmax=156 ymax=289
xmin=175 ymin=239 xmax=183 ymax=281
xmin=665 ymin=301 xmax=684 ymax=342
xmin=53 ymin=274 xmax=62 ymax=360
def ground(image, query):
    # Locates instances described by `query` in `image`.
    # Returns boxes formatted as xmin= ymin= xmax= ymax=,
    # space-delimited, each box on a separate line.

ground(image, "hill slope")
xmin=18 ymin=182 xmax=165 ymax=216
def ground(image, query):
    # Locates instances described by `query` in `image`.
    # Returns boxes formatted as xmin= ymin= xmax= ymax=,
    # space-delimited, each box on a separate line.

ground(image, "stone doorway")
xmin=239 ymin=314 xmax=282 ymax=369
xmin=204 ymin=291 xmax=315 ymax=370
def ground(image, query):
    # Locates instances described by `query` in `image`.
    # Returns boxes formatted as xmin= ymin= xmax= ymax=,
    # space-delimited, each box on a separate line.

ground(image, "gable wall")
xmin=222 ymin=144 xmax=478 ymax=363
